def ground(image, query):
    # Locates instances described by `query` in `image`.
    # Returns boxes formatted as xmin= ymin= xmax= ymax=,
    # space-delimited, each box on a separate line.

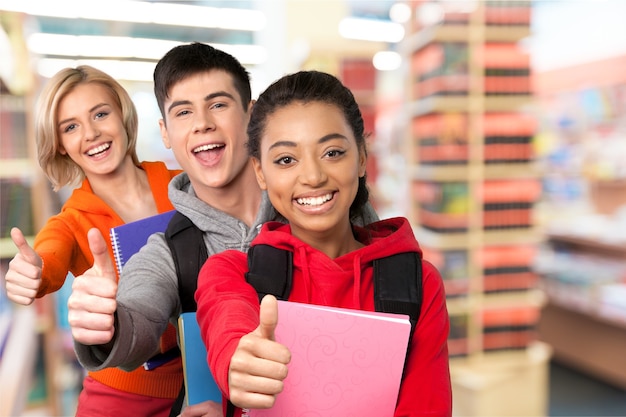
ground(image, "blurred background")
xmin=1 ymin=1 xmax=626 ymax=416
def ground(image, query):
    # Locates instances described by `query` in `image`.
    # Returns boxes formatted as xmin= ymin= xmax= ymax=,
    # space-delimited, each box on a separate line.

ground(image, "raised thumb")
xmin=10 ymin=227 xmax=40 ymax=266
xmin=87 ymin=228 xmax=115 ymax=278
xmin=258 ymin=294 xmax=279 ymax=341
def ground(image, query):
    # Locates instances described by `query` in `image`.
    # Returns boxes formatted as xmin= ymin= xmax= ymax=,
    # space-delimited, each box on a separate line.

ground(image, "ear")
xmin=59 ymin=145 xmax=67 ymax=155
xmin=252 ymin=158 xmax=267 ymax=190
xmin=159 ymin=119 xmax=171 ymax=149
xmin=358 ymin=147 xmax=367 ymax=178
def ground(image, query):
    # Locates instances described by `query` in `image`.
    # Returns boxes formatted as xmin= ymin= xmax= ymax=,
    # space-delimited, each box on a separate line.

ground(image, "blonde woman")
xmin=4 ymin=66 xmax=183 ymax=416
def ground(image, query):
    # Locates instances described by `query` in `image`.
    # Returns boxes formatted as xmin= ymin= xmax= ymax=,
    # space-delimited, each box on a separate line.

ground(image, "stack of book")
xmin=413 ymin=179 xmax=541 ymax=232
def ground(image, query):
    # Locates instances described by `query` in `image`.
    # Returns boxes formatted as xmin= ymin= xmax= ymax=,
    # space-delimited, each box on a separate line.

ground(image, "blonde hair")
xmin=35 ymin=65 xmax=139 ymax=191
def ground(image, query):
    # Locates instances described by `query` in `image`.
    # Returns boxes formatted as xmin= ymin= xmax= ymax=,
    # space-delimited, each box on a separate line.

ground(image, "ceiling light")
xmin=338 ymin=17 xmax=405 ymax=43
xmin=389 ymin=3 xmax=412 ymax=24
xmin=27 ymin=33 xmax=267 ymax=65
xmin=37 ymin=58 xmax=157 ymax=82
xmin=0 ymin=0 xmax=266 ymax=31
xmin=373 ymin=51 xmax=402 ymax=71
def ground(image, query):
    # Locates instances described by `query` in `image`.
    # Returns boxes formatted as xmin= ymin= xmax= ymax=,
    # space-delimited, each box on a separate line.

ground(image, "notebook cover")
xmin=109 ymin=210 xmax=176 ymax=275
xmin=178 ymin=312 xmax=222 ymax=405
xmin=248 ymin=300 xmax=411 ymax=417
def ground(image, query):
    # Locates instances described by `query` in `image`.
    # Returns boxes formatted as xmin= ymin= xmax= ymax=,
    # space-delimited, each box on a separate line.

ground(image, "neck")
xmin=88 ymin=159 xmax=157 ymax=222
xmin=194 ymin=163 xmax=263 ymax=227
xmin=293 ymin=220 xmax=363 ymax=259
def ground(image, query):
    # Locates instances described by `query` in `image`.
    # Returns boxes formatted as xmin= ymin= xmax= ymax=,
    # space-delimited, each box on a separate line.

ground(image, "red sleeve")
xmin=395 ymin=259 xmax=452 ymax=417
xmin=195 ymin=249 xmax=261 ymax=396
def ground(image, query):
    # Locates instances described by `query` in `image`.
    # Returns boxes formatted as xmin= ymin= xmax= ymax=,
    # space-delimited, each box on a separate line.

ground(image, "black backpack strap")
xmin=245 ymin=244 xmax=293 ymax=302
xmin=165 ymin=211 xmax=208 ymax=313
xmin=164 ymin=212 xmax=213 ymax=417
xmin=373 ymin=252 xmax=422 ymax=334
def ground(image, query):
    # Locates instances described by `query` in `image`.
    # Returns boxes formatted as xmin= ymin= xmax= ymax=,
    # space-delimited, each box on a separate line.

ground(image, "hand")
xmin=67 ymin=228 xmax=118 ymax=345
xmin=228 ymin=295 xmax=291 ymax=409
xmin=5 ymin=227 xmax=43 ymax=305
xmin=178 ymin=400 xmax=223 ymax=417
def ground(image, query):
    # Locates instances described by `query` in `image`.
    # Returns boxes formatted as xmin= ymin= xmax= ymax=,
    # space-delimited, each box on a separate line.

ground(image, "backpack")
xmin=245 ymin=243 xmax=423 ymax=332
xmin=165 ymin=211 xmax=424 ymax=415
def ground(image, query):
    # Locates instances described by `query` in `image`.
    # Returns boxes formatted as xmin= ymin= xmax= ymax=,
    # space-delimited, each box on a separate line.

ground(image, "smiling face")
xmin=159 ymin=70 xmax=252 ymax=201
xmin=56 ymin=82 xmax=129 ymax=177
xmin=253 ymin=101 xmax=366 ymax=243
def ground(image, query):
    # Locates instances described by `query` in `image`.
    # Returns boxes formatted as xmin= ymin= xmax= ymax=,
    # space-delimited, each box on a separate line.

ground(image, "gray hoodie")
xmin=74 ymin=172 xmax=378 ymax=371
xmin=74 ymin=172 xmax=277 ymax=371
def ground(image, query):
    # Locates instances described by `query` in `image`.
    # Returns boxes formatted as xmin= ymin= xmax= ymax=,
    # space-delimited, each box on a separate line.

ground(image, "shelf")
xmin=0 ymin=94 xmax=26 ymax=112
xmin=539 ymin=302 xmax=626 ymax=390
xmin=445 ymin=289 xmax=546 ymax=316
xmin=409 ymin=95 xmax=533 ymax=117
xmin=0 ymin=159 xmax=38 ymax=179
xmin=545 ymin=293 xmax=626 ymax=331
xmin=411 ymin=162 xmax=542 ymax=182
xmin=402 ymin=24 xmax=531 ymax=54
xmin=414 ymin=226 xmax=544 ymax=250
xmin=450 ymin=341 xmax=551 ymax=417
xmin=547 ymin=232 xmax=626 ymax=257
xmin=482 ymin=289 xmax=546 ymax=310
xmin=0 ymin=236 xmax=35 ymax=259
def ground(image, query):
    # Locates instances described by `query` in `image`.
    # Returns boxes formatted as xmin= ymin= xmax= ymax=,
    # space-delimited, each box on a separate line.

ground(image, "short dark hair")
xmin=247 ymin=70 xmax=370 ymax=219
xmin=153 ymin=42 xmax=252 ymax=118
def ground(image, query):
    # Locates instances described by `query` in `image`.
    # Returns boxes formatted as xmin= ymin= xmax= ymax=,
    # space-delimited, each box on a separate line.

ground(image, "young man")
xmin=67 ymin=43 xmax=378 ymax=416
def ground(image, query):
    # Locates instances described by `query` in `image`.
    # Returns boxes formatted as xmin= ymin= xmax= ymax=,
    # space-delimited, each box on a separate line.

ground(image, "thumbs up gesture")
xmin=228 ymin=295 xmax=291 ymax=409
xmin=67 ymin=228 xmax=118 ymax=346
xmin=5 ymin=227 xmax=43 ymax=305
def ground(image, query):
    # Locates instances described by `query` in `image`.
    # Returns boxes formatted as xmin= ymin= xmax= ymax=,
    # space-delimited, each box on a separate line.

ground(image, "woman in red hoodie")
xmin=195 ymin=70 xmax=452 ymax=417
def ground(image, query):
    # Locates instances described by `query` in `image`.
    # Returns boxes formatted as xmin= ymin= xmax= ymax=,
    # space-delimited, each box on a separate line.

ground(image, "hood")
xmin=251 ymin=217 xmax=422 ymax=308
xmin=168 ymin=172 xmax=278 ymax=251
xmin=59 ymin=160 xmax=176 ymax=221
xmin=61 ymin=180 xmax=119 ymax=219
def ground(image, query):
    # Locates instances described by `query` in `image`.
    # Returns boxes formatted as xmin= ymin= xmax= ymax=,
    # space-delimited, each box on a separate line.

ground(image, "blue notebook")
xmin=109 ymin=210 xmax=176 ymax=275
xmin=178 ymin=312 xmax=222 ymax=405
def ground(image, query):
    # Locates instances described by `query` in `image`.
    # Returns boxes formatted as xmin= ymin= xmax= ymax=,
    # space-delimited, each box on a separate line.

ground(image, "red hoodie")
xmin=195 ymin=217 xmax=452 ymax=417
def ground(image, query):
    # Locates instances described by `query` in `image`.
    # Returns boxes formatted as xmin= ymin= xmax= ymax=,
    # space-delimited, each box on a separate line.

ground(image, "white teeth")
xmin=87 ymin=143 xmax=110 ymax=156
xmin=193 ymin=144 xmax=223 ymax=153
xmin=296 ymin=193 xmax=333 ymax=206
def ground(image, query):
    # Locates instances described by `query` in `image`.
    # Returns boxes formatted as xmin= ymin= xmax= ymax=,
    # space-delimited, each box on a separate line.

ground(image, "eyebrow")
xmin=57 ymin=102 xmax=108 ymax=127
xmin=166 ymin=91 xmax=236 ymax=114
xmin=267 ymin=133 xmax=349 ymax=152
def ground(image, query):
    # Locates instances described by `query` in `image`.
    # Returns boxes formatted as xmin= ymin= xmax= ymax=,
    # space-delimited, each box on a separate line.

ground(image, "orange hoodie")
xmin=34 ymin=161 xmax=183 ymax=398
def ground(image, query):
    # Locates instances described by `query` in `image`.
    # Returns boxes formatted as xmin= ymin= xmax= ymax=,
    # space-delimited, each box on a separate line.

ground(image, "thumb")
xmin=87 ymin=228 xmax=115 ymax=278
xmin=11 ymin=227 xmax=40 ymax=265
xmin=258 ymin=294 xmax=279 ymax=341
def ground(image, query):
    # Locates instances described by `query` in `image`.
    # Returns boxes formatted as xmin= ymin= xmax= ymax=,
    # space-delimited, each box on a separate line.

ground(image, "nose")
xmin=194 ymin=110 xmax=216 ymax=133
xmin=84 ymin=121 xmax=100 ymax=141
xmin=299 ymin=156 xmax=327 ymax=186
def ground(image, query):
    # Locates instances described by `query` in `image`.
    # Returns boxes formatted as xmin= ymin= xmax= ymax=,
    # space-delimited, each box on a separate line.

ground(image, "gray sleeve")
xmin=74 ymin=232 xmax=181 ymax=371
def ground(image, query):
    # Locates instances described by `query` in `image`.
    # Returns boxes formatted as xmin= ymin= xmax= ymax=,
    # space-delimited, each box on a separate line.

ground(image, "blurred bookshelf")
xmin=0 ymin=46 xmax=77 ymax=417
xmin=401 ymin=1 xmax=551 ymax=416
xmin=532 ymin=42 xmax=626 ymax=392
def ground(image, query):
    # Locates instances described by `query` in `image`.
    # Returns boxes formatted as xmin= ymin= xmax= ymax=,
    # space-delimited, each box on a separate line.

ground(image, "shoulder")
xmin=200 ymin=249 xmax=249 ymax=282
xmin=140 ymin=161 xmax=182 ymax=179
xmin=207 ymin=249 xmax=248 ymax=267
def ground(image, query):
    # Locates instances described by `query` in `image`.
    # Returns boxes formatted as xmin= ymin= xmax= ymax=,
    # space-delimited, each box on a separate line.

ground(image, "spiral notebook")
xmin=109 ymin=210 xmax=176 ymax=275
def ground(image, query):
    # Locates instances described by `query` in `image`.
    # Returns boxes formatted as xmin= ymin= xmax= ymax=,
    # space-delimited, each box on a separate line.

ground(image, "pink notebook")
xmin=248 ymin=300 xmax=411 ymax=417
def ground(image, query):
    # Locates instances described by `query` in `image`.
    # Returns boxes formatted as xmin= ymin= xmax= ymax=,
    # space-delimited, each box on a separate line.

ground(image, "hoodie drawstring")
xmin=299 ymin=246 xmax=312 ymax=302
xmin=352 ymin=255 xmax=362 ymax=308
